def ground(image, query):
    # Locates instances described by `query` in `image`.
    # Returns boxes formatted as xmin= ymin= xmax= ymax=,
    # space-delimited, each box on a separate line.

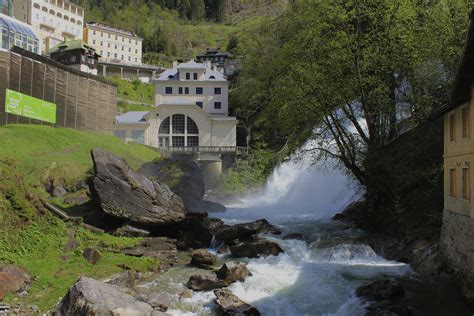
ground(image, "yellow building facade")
xmin=83 ymin=22 xmax=142 ymax=65
xmin=13 ymin=0 xmax=84 ymax=53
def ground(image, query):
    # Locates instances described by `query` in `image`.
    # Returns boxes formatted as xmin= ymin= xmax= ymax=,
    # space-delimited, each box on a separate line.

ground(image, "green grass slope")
xmin=0 ymin=125 xmax=161 ymax=312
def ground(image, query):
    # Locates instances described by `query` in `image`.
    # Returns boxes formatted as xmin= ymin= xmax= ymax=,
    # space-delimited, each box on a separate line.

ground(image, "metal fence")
xmin=0 ymin=47 xmax=117 ymax=133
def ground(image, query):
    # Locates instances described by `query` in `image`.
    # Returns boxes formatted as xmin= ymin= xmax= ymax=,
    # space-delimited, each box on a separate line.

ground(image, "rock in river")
xmin=55 ymin=277 xmax=154 ymax=315
xmin=214 ymin=289 xmax=261 ymax=316
xmin=190 ymin=249 xmax=217 ymax=269
xmin=230 ymin=239 xmax=284 ymax=258
xmin=356 ymin=279 xmax=405 ymax=302
xmin=214 ymin=219 xmax=281 ymax=242
xmin=215 ymin=262 xmax=252 ymax=283
xmin=90 ymin=148 xmax=186 ymax=227
xmin=187 ymin=262 xmax=252 ymax=291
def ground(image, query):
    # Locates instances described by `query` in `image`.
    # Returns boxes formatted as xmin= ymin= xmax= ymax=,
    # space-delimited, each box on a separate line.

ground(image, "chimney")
xmin=173 ymin=61 xmax=178 ymax=68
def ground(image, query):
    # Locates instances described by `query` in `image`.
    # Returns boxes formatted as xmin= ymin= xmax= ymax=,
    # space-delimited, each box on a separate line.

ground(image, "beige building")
xmin=438 ymin=10 xmax=474 ymax=304
xmin=13 ymin=0 xmax=84 ymax=53
xmin=84 ymin=22 xmax=142 ymax=65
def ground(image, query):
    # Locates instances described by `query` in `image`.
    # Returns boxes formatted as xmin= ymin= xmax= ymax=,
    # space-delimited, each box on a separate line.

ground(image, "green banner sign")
xmin=5 ymin=89 xmax=57 ymax=124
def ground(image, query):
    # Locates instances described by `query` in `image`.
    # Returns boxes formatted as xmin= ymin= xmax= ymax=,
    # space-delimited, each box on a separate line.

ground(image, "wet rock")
xmin=214 ymin=288 xmax=261 ymax=316
xmin=186 ymin=274 xmax=227 ymax=291
xmin=332 ymin=200 xmax=367 ymax=227
xmin=190 ymin=249 xmax=217 ymax=269
xmin=230 ymin=239 xmax=284 ymax=258
xmin=83 ymin=248 xmax=101 ymax=265
xmin=218 ymin=244 xmax=231 ymax=254
xmin=215 ymin=262 xmax=252 ymax=283
xmin=161 ymin=216 xmax=224 ymax=250
xmin=0 ymin=265 xmax=31 ymax=300
xmin=115 ymin=224 xmax=151 ymax=237
xmin=55 ymin=277 xmax=154 ymax=315
xmin=365 ymin=301 xmax=417 ymax=316
xmin=215 ymin=219 xmax=281 ymax=242
xmin=90 ymin=148 xmax=186 ymax=227
xmin=356 ymin=280 xmax=405 ymax=302
xmin=178 ymin=290 xmax=193 ymax=299
xmin=282 ymin=233 xmax=305 ymax=240
xmin=123 ymin=238 xmax=177 ymax=267
xmin=146 ymin=292 xmax=170 ymax=312
xmin=52 ymin=186 xmax=67 ymax=198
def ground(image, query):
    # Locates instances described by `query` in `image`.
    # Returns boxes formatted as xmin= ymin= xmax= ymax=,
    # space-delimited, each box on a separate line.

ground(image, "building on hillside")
xmin=48 ymin=39 xmax=100 ymax=75
xmin=0 ymin=12 xmax=39 ymax=53
xmin=12 ymin=0 xmax=84 ymax=53
xmin=114 ymin=60 xmax=238 ymax=187
xmin=196 ymin=48 xmax=236 ymax=76
xmin=435 ymin=9 xmax=474 ymax=302
xmin=84 ymin=22 xmax=142 ymax=65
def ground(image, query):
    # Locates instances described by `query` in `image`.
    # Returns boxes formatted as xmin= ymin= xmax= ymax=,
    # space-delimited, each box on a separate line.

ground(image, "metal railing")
xmin=165 ymin=146 xmax=249 ymax=155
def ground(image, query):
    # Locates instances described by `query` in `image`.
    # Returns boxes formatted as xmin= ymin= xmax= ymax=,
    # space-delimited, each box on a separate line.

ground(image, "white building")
xmin=13 ymin=0 xmax=84 ymax=53
xmin=83 ymin=21 xmax=142 ymax=65
xmin=115 ymin=60 xmax=237 ymax=150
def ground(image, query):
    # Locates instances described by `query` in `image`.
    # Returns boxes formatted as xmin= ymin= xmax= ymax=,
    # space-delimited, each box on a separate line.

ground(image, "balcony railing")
xmin=165 ymin=146 xmax=248 ymax=155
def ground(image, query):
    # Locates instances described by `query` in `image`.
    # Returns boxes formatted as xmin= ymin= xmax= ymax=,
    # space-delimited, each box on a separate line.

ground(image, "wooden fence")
xmin=0 ymin=47 xmax=117 ymax=133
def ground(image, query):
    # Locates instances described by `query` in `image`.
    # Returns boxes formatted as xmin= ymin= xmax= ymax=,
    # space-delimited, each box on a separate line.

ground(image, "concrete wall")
xmin=440 ymin=208 xmax=474 ymax=301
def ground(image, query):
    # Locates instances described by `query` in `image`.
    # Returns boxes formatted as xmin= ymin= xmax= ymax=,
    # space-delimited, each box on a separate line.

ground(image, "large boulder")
xmin=230 ymin=239 xmax=284 ymax=258
xmin=190 ymin=249 xmax=217 ymax=269
xmin=139 ymin=158 xmax=226 ymax=213
xmin=0 ymin=265 xmax=31 ymax=300
xmin=215 ymin=219 xmax=281 ymax=243
xmin=160 ymin=215 xmax=224 ymax=250
xmin=356 ymin=280 xmax=405 ymax=302
xmin=90 ymin=148 xmax=185 ymax=227
xmin=214 ymin=289 xmax=261 ymax=316
xmin=55 ymin=277 xmax=154 ymax=315
xmin=215 ymin=262 xmax=252 ymax=284
xmin=186 ymin=274 xmax=227 ymax=292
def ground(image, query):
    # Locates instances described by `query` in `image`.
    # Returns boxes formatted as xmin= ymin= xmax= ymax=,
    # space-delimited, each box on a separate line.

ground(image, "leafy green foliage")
xmin=107 ymin=77 xmax=154 ymax=105
xmin=0 ymin=125 xmax=161 ymax=311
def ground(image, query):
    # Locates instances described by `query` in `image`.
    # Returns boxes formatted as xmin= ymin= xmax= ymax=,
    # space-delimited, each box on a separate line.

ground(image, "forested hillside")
xmin=71 ymin=0 xmax=287 ymax=64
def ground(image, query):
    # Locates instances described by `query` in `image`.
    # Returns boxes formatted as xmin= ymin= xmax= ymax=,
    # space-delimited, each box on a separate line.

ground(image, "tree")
xmin=190 ymin=0 xmax=206 ymax=21
xmin=177 ymin=0 xmax=190 ymax=19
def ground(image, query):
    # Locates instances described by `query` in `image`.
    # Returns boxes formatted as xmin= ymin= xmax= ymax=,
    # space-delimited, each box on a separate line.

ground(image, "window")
xmin=178 ymin=87 xmax=183 ymax=94
xmin=450 ymin=169 xmax=457 ymax=197
xmin=158 ymin=115 xmax=199 ymax=148
xmin=463 ymin=168 xmax=470 ymax=200
xmin=193 ymin=73 xmax=198 ymax=80
xmin=114 ymin=130 xmax=126 ymax=140
xmin=196 ymin=87 xmax=203 ymax=95
xmin=214 ymin=87 xmax=221 ymax=95
xmin=93 ymin=30 xmax=96 ymax=35
xmin=93 ymin=40 xmax=96 ymax=45
xmin=214 ymin=102 xmax=222 ymax=109
xmin=131 ymin=130 xmax=145 ymax=144
xmin=196 ymin=102 xmax=203 ymax=108
xmin=70 ymin=55 xmax=76 ymax=63
xmin=449 ymin=113 xmax=456 ymax=142
xmin=462 ymin=107 xmax=470 ymax=138
xmin=165 ymin=87 xmax=173 ymax=94
xmin=186 ymin=72 xmax=190 ymax=80
xmin=185 ymin=87 xmax=189 ymax=95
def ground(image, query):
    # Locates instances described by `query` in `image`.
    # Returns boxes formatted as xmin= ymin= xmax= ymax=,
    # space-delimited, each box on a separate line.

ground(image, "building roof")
xmin=196 ymin=48 xmax=233 ymax=59
xmin=48 ymin=39 xmax=99 ymax=56
xmin=157 ymin=60 xmax=227 ymax=82
xmin=0 ymin=13 xmax=37 ymax=40
xmin=86 ymin=21 xmax=141 ymax=39
xmin=432 ymin=9 xmax=474 ymax=117
xmin=116 ymin=111 xmax=149 ymax=124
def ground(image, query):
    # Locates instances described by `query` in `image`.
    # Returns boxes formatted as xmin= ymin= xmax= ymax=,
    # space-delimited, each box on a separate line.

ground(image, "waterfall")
xmin=229 ymin=141 xmax=362 ymax=219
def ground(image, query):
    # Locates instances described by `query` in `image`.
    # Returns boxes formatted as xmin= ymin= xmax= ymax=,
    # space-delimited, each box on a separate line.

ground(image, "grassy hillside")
xmin=0 ymin=125 xmax=161 ymax=312
xmin=108 ymin=77 xmax=154 ymax=106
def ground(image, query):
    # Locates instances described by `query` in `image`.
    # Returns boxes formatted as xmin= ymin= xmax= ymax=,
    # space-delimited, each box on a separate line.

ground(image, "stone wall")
xmin=440 ymin=208 xmax=474 ymax=302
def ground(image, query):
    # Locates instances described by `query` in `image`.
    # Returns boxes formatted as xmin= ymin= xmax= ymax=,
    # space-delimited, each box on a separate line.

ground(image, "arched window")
xmin=209 ymin=75 xmax=216 ymax=79
xmin=71 ymin=18 xmax=76 ymax=23
xmin=57 ymin=12 xmax=62 ymax=18
xmin=33 ymin=3 xmax=40 ymax=9
xmin=64 ymin=15 xmax=69 ymax=21
xmin=49 ymin=9 xmax=55 ymax=15
xmin=158 ymin=115 xmax=199 ymax=148
xmin=41 ymin=6 xmax=48 ymax=12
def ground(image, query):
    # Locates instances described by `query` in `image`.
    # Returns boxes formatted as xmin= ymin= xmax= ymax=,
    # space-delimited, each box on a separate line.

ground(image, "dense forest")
xmin=70 ymin=0 xmax=287 ymax=63
xmin=229 ymin=0 xmax=473 ymax=234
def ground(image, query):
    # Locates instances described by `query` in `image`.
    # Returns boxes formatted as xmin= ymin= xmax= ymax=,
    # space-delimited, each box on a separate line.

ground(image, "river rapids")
xmin=140 ymin=155 xmax=471 ymax=315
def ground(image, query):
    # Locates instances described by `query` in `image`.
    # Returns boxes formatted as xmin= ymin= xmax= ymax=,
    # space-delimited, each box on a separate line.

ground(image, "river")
xmin=140 ymin=155 xmax=472 ymax=315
